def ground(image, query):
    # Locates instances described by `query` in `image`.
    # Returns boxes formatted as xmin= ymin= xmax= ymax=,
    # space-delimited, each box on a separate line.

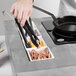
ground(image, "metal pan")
xmin=33 ymin=5 xmax=76 ymax=38
xmin=53 ymin=16 xmax=76 ymax=37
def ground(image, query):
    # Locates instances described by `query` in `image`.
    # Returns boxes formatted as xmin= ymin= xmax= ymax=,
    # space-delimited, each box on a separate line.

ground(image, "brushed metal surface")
xmin=4 ymin=18 xmax=76 ymax=76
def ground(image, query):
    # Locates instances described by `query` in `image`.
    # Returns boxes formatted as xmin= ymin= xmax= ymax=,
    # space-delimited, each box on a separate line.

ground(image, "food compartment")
xmin=34 ymin=29 xmax=40 ymax=36
xmin=22 ymin=33 xmax=45 ymax=48
xmin=27 ymin=36 xmax=46 ymax=48
xmin=22 ymin=21 xmax=45 ymax=48
xmin=32 ymin=21 xmax=41 ymax=36
xmin=32 ymin=21 xmax=37 ymax=29
xmin=27 ymin=47 xmax=54 ymax=61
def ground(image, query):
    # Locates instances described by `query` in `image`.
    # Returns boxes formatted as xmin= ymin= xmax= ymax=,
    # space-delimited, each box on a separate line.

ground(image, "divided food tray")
xmin=26 ymin=46 xmax=54 ymax=61
xmin=22 ymin=21 xmax=54 ymax=61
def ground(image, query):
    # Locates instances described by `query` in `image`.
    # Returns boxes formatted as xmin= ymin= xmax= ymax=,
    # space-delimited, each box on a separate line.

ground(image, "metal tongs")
xmin=23 ymin=18 xmax=40 ymax=47
xmin=2 ymin=10 xmax=40 ymax=48
xmin=15 ymin=18 xmax=40 ymax=48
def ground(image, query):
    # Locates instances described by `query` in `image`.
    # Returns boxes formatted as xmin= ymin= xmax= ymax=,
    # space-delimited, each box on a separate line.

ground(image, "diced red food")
xmin=29 ymin=49 xmax=39 ymax=60
xmin=29 ymin=48 xmax=52 ymax=60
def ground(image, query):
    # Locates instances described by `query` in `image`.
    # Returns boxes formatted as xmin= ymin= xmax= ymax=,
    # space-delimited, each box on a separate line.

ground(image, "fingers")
xmin=14 ymin=8 xmax=18 ymax=18
xmin=11 ymin=7 xmax=29 ymax=26
xmin=27 ymin=10 xmax=32 ymax=24
xmin=11 ymin=3 xmax=18 ymax=19
xmin=11 ymin=9 xmax=31 ymax=26
xmin=11 ymin=4 xmax=15 ymax=14
xmin=18 ymin=9 xmax=23 ymax=22
xmin=11 ymin=5 xmax=23 ymax=23
xmin=20 ymin=11 xmax=28 ymax=26
xmin=10 ymin=1 xmax=33 ymax=27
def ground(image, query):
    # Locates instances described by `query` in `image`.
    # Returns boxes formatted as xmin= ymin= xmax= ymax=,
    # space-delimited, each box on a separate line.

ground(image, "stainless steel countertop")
xmin=4 ymin=17 xmax=76 ymax=76
xmin=0 ymin=12 xmax=13 ymax=76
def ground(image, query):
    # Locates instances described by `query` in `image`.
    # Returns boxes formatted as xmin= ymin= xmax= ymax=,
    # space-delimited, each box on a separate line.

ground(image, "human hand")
xmin=11 ymin=0 xmax=33 ymax=26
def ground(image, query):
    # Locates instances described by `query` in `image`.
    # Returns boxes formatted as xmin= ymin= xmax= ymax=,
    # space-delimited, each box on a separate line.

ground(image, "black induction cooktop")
xmin=41 ymin=19 xmax=76 ymax=45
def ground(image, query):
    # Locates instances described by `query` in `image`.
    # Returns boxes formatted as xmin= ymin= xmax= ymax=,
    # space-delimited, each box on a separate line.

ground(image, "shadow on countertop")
xmin=0 ymin=55 xmax=9 ymax=67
